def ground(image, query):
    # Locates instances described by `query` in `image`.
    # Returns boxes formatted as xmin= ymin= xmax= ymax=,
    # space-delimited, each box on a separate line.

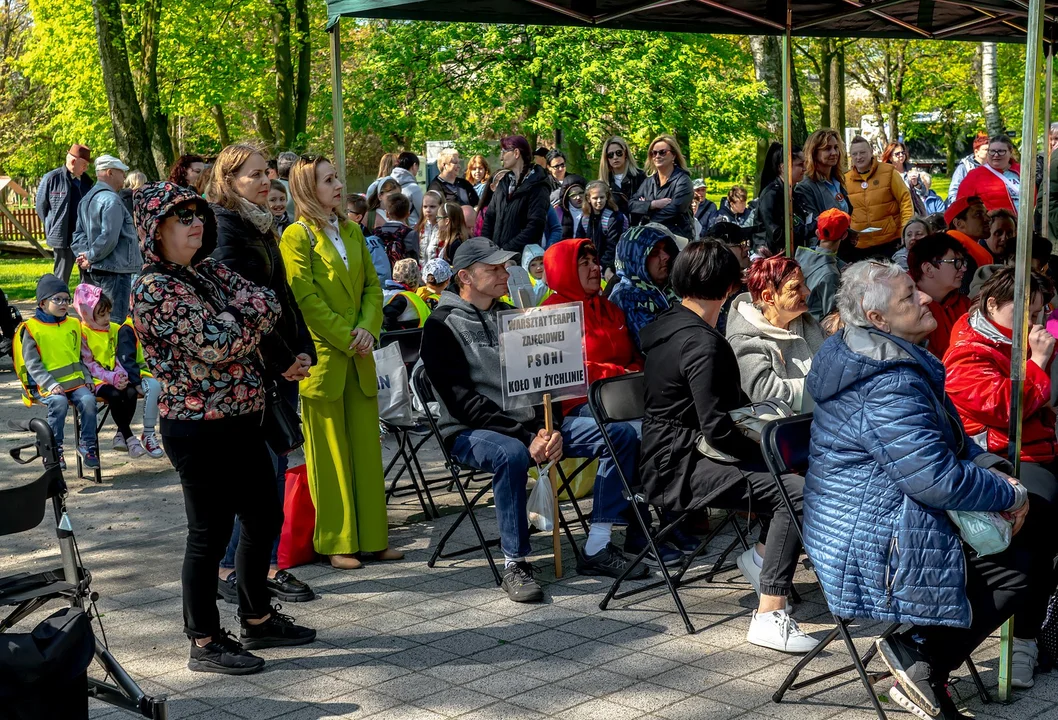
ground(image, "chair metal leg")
xmin=406 ymin=443 xmax=440 ymax=519
xmin=965 ymin=659 xmax=991 ymax=704
xmin=836 ymin=621 xmax=890 ymax=720
xmin=427 ymin=470 xmax=501 ymax=585
xmin=774 ymin=625 xmax=841 ymax=702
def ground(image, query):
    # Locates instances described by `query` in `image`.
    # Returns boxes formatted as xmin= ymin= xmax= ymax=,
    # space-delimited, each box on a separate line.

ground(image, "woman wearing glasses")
xmin=628 ymin=134 xmax=695 ymax=239
xmin=943 ymin=265 xmax=1058 ymax=691
xmin=597 ymin=136 xmax=645 ymax=217
xmin=956 ymin=135 xmax=1023 ymax=214
xmin=132 ymin=181 xmax=316 ymax=675
xmin=906 ymin=233 xmax=970 ymax=359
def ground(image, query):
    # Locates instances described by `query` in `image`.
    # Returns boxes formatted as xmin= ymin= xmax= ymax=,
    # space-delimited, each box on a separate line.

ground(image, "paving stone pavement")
xmin=0 ymin=362 xmax=1055 ymax=719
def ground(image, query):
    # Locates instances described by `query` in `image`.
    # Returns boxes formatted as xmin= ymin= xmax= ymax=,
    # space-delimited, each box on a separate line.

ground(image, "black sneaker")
xmin=267 ymin=570 xmax=315 ymax=602
xmin=501 ymin=561 xmax=544 ymax=603
xmin=240 ymin=605 xmax=317 ymax=650
xmin=188 ymin=630 xmax=265 ymax=675
xmin=217 ymin=572 xmax=238 ymax=604
xmin=623 ymin=531 xmax=683 ymax=568
xmin=891 ymin=680 xmax=971 ymax=720
xmin=667 ymin=523 xmax=702 ymax=556
xmin=577 ymin=543 xmax=650 ymax=579
xmin=876 ymin=635 xmax=938 ymax=716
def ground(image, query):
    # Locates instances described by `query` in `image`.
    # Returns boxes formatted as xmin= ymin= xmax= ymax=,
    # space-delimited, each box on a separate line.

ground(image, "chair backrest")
xmin=410 ymin=363 xmax=460 ymax=467
xmin=760 ymin=414 xmax=813 ymax=477
xmin=588 ymin=372 xmax=646 ymax=424
xmin=381 ymin=328 xmax=424 ymax=368
xmin=0 ymin=473 xmax=49 ymax=537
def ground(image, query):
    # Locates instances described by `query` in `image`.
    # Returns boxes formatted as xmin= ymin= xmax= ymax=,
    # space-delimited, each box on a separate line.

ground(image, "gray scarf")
xmin=235 ymin=195 xmax=277 ymax=235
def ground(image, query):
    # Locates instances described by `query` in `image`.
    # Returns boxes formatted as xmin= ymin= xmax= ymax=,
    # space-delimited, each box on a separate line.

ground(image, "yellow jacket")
xmin=844 ymin=160 xmax=914 ymax=248
xmin=280 ymin=218 xmax=383 ymax=402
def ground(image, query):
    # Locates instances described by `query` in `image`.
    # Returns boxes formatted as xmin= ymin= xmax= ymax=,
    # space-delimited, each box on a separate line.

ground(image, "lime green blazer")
xmin=280 ymin=218 xmax=383 ymax=402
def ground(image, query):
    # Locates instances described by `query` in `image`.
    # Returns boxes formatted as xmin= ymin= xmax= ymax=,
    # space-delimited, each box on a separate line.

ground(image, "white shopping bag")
xmin=374 ymin=343 xmax=412 ymax=425
xmin=526 ymin=464 xmax=555 ymax=532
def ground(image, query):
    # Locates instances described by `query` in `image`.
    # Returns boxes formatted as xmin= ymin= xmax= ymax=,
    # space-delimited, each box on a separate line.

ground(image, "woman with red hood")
xmin=542 ymin=238 xmax=689 ymax=567
xmin=943 ymin=266 xmax=1058 ymax=690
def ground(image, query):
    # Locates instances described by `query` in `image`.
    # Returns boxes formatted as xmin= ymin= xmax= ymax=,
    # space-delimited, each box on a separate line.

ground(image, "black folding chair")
xmin=588 ymin=373 xmax=752 ymax=635
xmin=760 ymin=414 xmax=990 ymax=719
xmin=70 ymin=399 xmax=110 ymax=484
xmin=379 ymin=329 xmax=439 ymax=519
xmin=0 ymin=418 xmax=167 ymax=718
xmin=412 ymin=364 xmax=592 ymax=584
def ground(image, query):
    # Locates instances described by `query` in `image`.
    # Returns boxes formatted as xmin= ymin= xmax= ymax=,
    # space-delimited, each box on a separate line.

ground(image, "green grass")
xmin=704 ymin=174 xmax=953 ymax=206
xmin=0 ymin=255 xmax=87 ymax=301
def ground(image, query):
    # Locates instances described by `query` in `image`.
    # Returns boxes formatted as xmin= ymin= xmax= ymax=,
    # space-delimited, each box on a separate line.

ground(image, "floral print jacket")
xmin=131 ymin=181 xmax=282 ymax=423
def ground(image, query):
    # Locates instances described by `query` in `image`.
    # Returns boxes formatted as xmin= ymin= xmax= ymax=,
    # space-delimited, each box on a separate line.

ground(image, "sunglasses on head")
xmin=171 ymin=205 xmax=205 ymax=226
xmin=651 ymin=148 xmax=670 ymax=158
xmin=607 ymin=149 xmax=625 ymax=159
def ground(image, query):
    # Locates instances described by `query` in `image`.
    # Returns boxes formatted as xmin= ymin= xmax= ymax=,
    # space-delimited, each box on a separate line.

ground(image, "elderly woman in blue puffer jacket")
xmin=804 ymin=260 xmax=1035 ymax=720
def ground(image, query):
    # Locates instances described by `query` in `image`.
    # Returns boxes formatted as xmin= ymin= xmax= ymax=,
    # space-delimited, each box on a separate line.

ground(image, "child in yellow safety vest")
xmin=13 ymin=275 xmax=98 ymax=470
xmin=416 ymin=258 xmax=452 ymax=310
xmin=73 ymin=284 xmax=164 ymax=459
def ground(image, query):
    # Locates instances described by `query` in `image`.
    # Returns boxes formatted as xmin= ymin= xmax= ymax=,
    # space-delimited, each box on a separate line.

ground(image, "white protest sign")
xmin=498 ymin=301 xmax=588 ymax=410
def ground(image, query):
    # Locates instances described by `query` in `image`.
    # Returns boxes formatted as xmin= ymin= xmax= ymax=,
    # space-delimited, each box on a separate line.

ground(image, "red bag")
xmin=277 ymin=464 xmax=317 ymax=570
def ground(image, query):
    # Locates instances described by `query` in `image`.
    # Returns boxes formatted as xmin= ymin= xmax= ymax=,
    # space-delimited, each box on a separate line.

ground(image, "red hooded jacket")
xmin=543 ymin=238 xmax=642 ymax=411
xmin=943 ymin=311 xmax=1057 ymax=463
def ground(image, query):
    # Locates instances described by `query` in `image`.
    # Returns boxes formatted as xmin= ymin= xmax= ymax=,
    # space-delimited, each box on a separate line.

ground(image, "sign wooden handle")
xmin=543 ymin=393 xmax=562 ymax=578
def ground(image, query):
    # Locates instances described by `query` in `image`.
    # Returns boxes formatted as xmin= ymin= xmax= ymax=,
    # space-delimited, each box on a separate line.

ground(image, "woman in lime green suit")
xmin=280 ymin=156 xmax=402 ymax=569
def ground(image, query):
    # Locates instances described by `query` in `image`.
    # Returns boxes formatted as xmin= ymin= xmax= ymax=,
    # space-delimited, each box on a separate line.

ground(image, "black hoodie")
xmin=639 ymin=304 xmax=761 ymax=512
xmin=481 ymin=164 xmax=551 ymax=254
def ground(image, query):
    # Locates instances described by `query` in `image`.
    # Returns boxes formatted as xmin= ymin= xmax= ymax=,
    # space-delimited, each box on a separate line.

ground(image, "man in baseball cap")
xmin=795 ymin=208 xmax=852 ymax=321
xmin=421 ymin=235 xmax=647 ymax=603
xmin=36 ymin=144 xmax=95 ymax=283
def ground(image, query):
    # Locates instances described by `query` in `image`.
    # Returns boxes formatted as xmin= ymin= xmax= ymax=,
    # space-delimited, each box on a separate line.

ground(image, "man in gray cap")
xmin=71 ymin=154 xmax=142 ymax=320
xmin=420 ymin=238 xmax=646 ymax=605
xmin=36 ymin=143 xmax=95 ymax=283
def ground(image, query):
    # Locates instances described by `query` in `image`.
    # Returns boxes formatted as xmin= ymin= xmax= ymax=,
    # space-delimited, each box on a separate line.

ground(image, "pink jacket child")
xmin=73 ymin=284 xmax=148 ymax=457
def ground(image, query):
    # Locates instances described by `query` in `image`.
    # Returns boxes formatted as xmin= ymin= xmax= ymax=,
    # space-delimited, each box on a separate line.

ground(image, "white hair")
xmin=437 ymin=147 xmax=460 ymax=166
xmin=836 ymin=260 xmax=907 ymax=328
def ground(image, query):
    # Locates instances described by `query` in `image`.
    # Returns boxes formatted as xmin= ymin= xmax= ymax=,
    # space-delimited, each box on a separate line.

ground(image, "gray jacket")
xmin=418 ymin=291 xmax=542 ymax=444
xmin=391 ymin=167 xmax=423 ymax=226
xmin=71 ymin=183 xmax=142 ymax=274
xmin=794 ymin=245 xmax=844 ymax=322
xmin=794 ymin=177 xmax=850 ymax=233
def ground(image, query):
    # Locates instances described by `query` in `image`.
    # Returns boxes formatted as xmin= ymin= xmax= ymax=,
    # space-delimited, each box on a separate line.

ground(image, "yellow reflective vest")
xmin=383 ymin=289 xmax=430 ymax=328
xmin=81 ymin=321 xmax=120 ymax=386
xmin=13 ymin=316 xmax=87 ymax=406
xmin=120 ymin=316 xmax=152 ymax=379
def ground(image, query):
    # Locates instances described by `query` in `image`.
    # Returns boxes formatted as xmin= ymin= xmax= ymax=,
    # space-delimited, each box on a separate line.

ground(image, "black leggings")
xmin=95 ymin=384 xmax=139 ymax=439
xmin=163 ymin=414 xmax=281 ymax=639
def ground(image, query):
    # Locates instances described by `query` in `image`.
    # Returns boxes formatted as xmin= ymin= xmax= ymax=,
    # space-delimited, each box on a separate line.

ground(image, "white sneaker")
xmin=141 ymin=431 xmax=164 ymax=459
xmin=1011 ymin=638 xmax=1038 ymax=689
xmin=127 ymin=436 xmax=147 ymax=459
xmin=747 ymin=610 xmax=819 ymax=654
xmin=736 ymin=548 xmax=791 ymax=612
xmin=112 ymin=431 xmax=127 ymax=451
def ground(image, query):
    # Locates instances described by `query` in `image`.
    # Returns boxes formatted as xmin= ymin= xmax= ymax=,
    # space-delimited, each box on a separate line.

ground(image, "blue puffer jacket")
xmin=804 ymin=326 xmax=1017 ymax=628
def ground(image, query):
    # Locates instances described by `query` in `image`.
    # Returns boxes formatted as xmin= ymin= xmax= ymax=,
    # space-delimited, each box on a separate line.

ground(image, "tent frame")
xmin=328 ymin=0 xmax=1054 ymax=702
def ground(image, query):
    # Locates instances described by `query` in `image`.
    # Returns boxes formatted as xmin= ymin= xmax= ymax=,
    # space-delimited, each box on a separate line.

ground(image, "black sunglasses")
xmin=607 ymin=149 xmax=625 ymax=159
xmin=171 ymin=205 xmax=206 ymax=226
xmin=650 ymin=148 xmax=670 ymax=158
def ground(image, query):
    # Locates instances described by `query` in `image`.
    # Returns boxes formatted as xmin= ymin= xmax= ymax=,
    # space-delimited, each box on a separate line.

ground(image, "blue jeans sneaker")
xmin=79 ymin=444 xmax=100 ymax=470
xmin=624 ymin=527 xmax=683 ymax=567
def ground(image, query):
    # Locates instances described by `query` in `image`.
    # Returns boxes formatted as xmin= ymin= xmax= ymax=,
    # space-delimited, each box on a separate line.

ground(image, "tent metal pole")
xmin=1003 ymin=0 xmax=1045 ymax=700
xmin=782 ymin=0 xmax=794 ymax=256
xmin=329 ymin=19 xmax=347 ymax=207
xmin=1044 ymin=43 xmax=1053 ymax=242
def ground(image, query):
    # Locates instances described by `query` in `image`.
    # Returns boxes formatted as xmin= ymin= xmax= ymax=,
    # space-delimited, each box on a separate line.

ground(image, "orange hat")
xmin=817 ymin=208 xmax=851 ymax=242
xmin=944 ymin=195 xmax=982 ymax=227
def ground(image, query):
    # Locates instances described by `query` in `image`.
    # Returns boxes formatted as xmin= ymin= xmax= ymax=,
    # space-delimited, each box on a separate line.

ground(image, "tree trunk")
xmin=829 ymin=45 xmax=846 ymax=134
xmin=982 ymin=42 xmax=1003 ymax=135
xmin=750 ymin=36 xmax=808 ymax=145
xmin=91 ymin=0 xmax=158 ymax=179
xmin=816 ymin=39 xmax=833 ymax=130
xmin=292 ymin=0 xmax=311 ymax=149
xmin=270 ymin=0 xmax=295 ymax=150
xmin=211 ymin=104 xmax=231 ymax=147
xmin=140 ymin=0 xmax=173 ymax=172
xmin=255 ymin=105 xmax=277 ymax=146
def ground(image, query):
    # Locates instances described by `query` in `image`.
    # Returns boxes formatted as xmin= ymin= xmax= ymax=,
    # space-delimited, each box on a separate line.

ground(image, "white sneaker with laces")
xmin=112 ymin=431 xmax=127 ymax=451
xmin=1011 ymin=637 xmax=1038 ymax=689
xmin=127 ymin=436 xmax=147 ymax=459
xmin=747 ymin=609 xmax=819 ymax=654
xmin=141 ymin=431 xmax=164 ymax=459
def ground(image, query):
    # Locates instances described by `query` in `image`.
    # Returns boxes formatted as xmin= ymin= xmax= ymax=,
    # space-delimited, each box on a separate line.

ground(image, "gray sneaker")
xmin=876 ymin=635 xmax=938 ymax=716
xmin=501 ymin=561 xmax=543 ymax=603
xmin=578 ymin=543 xmax=650 ymax=579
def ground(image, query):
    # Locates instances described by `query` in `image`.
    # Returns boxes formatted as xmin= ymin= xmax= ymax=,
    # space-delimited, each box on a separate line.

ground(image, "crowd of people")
xmin=14 ymin=128 xmax=1058 ymax=718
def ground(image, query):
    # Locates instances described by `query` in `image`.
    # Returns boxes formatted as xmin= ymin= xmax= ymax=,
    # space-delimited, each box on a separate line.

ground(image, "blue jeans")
xmin=448 ymin=411 xmax=636 ymax=559
xmin=88 ymin=270 xmax=133 ymax=321
xmin=41 ymin=386 xmax=96 ymax=450
xmin=220 ymin=378 xmax=297 ymax=570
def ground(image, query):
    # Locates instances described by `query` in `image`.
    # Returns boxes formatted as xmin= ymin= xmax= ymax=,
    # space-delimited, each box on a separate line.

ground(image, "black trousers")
xmin=94 ymin=384 xmax=138 ymax=439
xmin=1011 ymin=462 xmax=1058 ymax=640
xmin=696 ymin=458 xmax=804 ymax=597
xmin=163 ymin=414 xmax=281 ymax=639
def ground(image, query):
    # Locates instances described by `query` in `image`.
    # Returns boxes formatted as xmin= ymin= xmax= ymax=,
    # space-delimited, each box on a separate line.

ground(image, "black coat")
xmin=210 ymin=205 xmax=317 ymax=375
xmin=639 ymin=304 xmax=760 ymax=513
xmin=755 ymin=179 xmax=811 ymax=254
xmin=607 ymin=167 xmax=646 ymax=219
xmin=628 ymin=166 xmax=695 ymax=239
xmin=481 ymin=165 xmax=551 ymax=254
xmin=574 ymin=210 xmax=625 ymax=274
xmin=428 ymin=176 xmax=479 ymax=207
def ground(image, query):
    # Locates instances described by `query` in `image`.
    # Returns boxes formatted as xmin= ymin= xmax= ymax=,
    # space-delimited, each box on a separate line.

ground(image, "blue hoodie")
xmin=608 ymin=224 xmax=679 ymax=351
xmin=804 ymin=326 xmax=1018 ymax=628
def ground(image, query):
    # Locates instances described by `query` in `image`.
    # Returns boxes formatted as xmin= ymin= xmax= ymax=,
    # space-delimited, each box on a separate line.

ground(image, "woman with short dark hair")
xmin=640 ymin=240 xmax=819 ymax=655
xmin=956 ymin=135 xmax=1023 ymax=214
xmin=481 ymin=135 xmax=551 ymax=254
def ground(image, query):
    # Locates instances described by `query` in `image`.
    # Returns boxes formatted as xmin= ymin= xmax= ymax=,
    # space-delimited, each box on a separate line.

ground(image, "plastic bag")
xmin=947 ymin=510 xmax=1012 ymax=557
xmin=526 ymin=468 xmax=555 ymax=532
xmin=529 ymin=458 xmax=597 ymax=501
xmin=374 ymin=343 xmax=412 ymax=425
xmin=277 ymin=464 xmax=317 ymax=569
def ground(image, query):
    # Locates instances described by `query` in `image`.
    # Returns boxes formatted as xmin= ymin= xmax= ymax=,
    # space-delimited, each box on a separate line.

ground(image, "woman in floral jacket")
xmin=131 ymin=181 xmax=315 ymax=677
